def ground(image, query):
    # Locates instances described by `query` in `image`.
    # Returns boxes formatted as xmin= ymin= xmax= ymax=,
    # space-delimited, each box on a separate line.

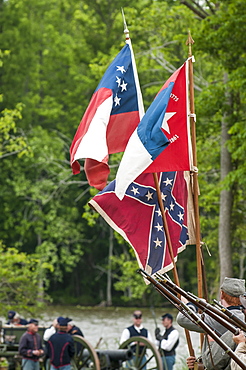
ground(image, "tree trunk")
xmin=37 ymin=234 xmax=44 ymax=302
xmin=106 ymin=228 xmax=113 ymax=306
xmin=219 ymin=73 xmax=233 ymax=284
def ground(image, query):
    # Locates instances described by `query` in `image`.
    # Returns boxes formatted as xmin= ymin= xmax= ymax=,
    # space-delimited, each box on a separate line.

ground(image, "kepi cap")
xmin=29 ymin=319 xmax=39 ymax=325
xmin=8 ymin=310 xmax=16 ymax=320
xmin=161 ymin=313 xmax=173 ymax=321
xmin=221 ymin=277 xmax=245 ymax=297
xmin=57 ymin=316 xmax=68 ymax=326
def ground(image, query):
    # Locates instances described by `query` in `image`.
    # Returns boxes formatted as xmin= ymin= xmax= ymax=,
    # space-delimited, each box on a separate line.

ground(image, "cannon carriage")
xmin=0 ymin=324 xmax=163 ymax=370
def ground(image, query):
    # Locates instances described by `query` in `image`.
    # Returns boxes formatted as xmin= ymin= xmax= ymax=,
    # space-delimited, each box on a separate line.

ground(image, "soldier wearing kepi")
xmin=18 ymin=319 xmax=44 ymax=370
xmin=7 ymin=310 xmax=28 ymax=325
xmin=67 ymin=319 xmax=84 ymax=337
xmin=46 ymin=316 xmax=75 ymax=370
xmin=179 ymin=277 xmax=245 ymax=370
xmin=120 ymin=310 xmax=152 ymax=344
xmin=67 ymin=319 xmax=84 ymax=353
xmin=120 ymin=310 xmax=152 ymax=370
xmin=155 ymin=313 xmax=179 ymax=370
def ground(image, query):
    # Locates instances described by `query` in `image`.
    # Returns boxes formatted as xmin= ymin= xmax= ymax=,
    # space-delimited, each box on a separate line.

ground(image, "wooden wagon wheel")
xmin=119 ymin=336 xmax=163 ymax=370
xmin=71 ymin=335 xmax=100 ymax=370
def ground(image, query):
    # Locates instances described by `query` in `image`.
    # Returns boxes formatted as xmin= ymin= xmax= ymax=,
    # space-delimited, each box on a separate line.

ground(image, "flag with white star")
xmin=115 ymin=60 xmax=193 ymax=200
xmin=70 ymin=39 xmax=144 ymax=190
xmin=89 ymin=171 xmax=195 ymax=276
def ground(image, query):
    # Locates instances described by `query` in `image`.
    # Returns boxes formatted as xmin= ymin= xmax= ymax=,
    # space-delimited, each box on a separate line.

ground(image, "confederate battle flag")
xmin=89 ymin=171 xmax=195 ymax=276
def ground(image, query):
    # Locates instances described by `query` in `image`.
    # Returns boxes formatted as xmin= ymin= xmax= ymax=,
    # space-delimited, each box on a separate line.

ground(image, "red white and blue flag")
xmin=115 ymin=61 xmax=193 ymax=200
xmin=89 ymin=171 xmax=195 ymax=275
xmin=70 ymin=40 xmax=144 ymax=190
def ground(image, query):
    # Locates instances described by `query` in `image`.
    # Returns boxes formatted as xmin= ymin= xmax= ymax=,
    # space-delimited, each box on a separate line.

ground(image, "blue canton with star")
xmin=94 ymin=44 xmax=138 ymax=115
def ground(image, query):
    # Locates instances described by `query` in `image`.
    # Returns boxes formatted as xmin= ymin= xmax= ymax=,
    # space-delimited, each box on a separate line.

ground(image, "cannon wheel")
xmin=71 ymin=335 xmax=100 ymax=370
xmin=119 ymin=336 xmax=163 ymax=370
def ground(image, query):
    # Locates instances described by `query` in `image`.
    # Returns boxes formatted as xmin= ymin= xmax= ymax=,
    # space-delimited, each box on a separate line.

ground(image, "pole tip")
xmin=186 ymin=30 xmax=195 ymax=46
xmin=121 ymin=8 xmax=130 ymax=40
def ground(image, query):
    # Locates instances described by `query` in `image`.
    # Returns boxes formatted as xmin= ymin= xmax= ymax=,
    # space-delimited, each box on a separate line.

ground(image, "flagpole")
xmin=186 ymin=32 xmax=208 ymax=351
xmin=153 ymin=173 xmax=180 ymax=285
xmin=186 ymin=32 xmax=204 ymax=300
xmin=153 ymin=173 xmax=196 ymax=362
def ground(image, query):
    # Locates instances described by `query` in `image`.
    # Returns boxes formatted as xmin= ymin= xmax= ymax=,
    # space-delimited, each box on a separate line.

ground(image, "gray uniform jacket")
xmin=202 ymin=330 xmax=236 ymax=370
xmin=177 ymin=304 xmax=244 ymax=370
xmin=176 ymin=304 xmax=244 ymax=336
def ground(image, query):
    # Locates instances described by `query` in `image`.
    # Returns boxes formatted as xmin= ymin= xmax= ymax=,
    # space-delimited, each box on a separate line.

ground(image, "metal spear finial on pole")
xmin=121 ymin=8 xmax=130 ymax=40
xmin=186 ymin=30 xmax=194 ymax=57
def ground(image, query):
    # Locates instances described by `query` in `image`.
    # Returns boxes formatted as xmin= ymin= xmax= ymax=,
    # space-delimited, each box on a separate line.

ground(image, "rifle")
xmin=213 ymin=299 xmax=246 ymax=331
xmin=155 ymin=272 xmax=243 ymax=335
xmin=138 ymin=269 xmax=246 ymax=370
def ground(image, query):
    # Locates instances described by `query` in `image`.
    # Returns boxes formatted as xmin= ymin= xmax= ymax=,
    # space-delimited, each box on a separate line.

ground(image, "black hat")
xmin=57 ymin=317 xmax=68 ymax=326
xmin=161 ymin=313 xmax=173 ymax=321
xmin=29 ymin=319 xmax=39 ymax=325
xmin=8 ymin=310 xmax=16 ymax=319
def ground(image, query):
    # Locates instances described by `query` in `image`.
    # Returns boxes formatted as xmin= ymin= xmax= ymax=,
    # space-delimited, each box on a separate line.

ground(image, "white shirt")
xmin=120 ymin=324 xmax=153 ymax=344
xmin=43 ymin=326 xmax=56 ymax=342
xmin=156 ymin=328 xmax=179 ymax=351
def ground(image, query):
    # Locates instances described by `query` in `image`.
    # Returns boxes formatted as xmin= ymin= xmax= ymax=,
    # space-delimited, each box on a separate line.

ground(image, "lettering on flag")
xmin=115 ymin=61 xmax=193 ymax=200
xmin=145 ymin=60 xmax=193 ymax=174
xmin=89 ymin=171 xmax=195 ymax=276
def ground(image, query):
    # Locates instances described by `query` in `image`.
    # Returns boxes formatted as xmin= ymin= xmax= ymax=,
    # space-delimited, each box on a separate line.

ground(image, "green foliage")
xmin=0 ymin=0 xmax=246 ymax=307
xmin=0 ymin=50 xmax=30 ymax=160
xmin=0 ymin=241 xmax=50 ymax=315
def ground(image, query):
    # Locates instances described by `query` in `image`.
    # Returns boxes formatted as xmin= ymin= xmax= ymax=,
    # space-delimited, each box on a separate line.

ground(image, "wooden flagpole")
xmin=153 ymin=173 xmax=196 ymax=362
xmin=186 ymin=32 xmax=204 ymax=300
xmin=186 ymin=32 xmax=208 ymax=351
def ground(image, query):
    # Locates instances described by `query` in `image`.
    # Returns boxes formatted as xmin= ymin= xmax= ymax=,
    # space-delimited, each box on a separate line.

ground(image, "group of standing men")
xmin=17 ymin=277 xmax=246 ymax=370
xmin=17 ymin=309 xmax=179 ymax=370
xmin=119 ymin=276 xmax=246 ymax=370
xmin=18 ymin=316 xmax=83 ymax=370
xmin=120 ymin=310 xmax=179 ymax=370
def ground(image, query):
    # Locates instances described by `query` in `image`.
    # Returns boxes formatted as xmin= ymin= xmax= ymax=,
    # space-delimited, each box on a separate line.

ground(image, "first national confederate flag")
xmin=89 ymin=171 xmax=195 ymax=276
xmin=70 ymin=39 xmax=144 ymax=190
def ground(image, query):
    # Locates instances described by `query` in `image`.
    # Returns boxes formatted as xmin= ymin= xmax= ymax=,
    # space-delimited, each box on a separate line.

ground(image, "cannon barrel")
xmin=81 ymin=348 xmax=133 ymax=370
xmin=96 ymin=349 xmax=133 ymax=361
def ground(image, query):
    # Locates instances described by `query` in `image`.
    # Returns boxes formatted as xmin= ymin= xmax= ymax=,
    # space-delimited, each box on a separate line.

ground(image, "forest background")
xmin=0 ymin=0 xmax=246 ymax=315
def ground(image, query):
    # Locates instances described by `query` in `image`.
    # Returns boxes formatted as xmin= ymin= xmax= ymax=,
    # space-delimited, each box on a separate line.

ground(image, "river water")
xmin=3 ymin=306 xmax=201 ymax=369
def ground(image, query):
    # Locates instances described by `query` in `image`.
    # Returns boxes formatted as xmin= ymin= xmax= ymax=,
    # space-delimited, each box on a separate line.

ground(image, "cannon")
xmin=0 ymin=324 xmax=163 ymax=370
xmin=72 ymin=335 xmax=163 ymax=370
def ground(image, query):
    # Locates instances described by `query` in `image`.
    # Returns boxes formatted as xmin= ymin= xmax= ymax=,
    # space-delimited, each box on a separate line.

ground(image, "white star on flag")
xmin=178 ymin=211 xmax=184 ymax=221
xmin=161 ymin=112 xmax=176 ymax=134
xmin=131 ymin=186 xmax=140 ymax=196
xmin=146 ymin=191 xmax=153 ymax=201
xmin=161 ymin=192 xmax=167 ymax=201
xmin=163 ymin=177 xmax=173 ymax=186
xmin=114 ymin=94 xmax=121 ymax=106
xmin=116 ymin=76 xmax=121 ymax=87
xmin=154 ymin=237 xmax=162 ymax=248
xmin=116 ymin=66 xmax=126 ymax=74
xmin=155 ymin=208 xmax=162 ymax=217
xmin=154 ymin=223 xmax=163 ymax=232
xmin=169 ymin=202 xmax=175 ymax=211
xmin=120 ymin=80 xmax=127 ymax=92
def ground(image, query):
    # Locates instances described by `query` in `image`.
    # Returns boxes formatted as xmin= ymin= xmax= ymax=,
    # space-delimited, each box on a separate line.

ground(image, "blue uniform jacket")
xmin=46 ymin=331 xmax=75 ymax=368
